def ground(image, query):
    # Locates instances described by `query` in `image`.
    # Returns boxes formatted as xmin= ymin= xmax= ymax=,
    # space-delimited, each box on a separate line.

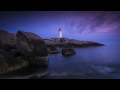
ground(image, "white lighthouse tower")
xmin=58 ymin=28 xmax=62 ymax=38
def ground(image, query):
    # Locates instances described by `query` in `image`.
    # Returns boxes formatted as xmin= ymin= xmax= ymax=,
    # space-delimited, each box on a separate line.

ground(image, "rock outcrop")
xmin=0 ymin=30 xmax=49 ymax=76
xmin=0 ymin=50 xmax=29 ymax=75
xmin=16 ymin=31 xmax=49 ymax=66
xmin=62 ymin=49 xmax=76 ymax=56
xmin=0 ymin=30 xmax=16 ymax=52
xmin=44 ymin=38 xmax=104 ymax=48
xmin=47 ymin=44 xmax=59 ymax=54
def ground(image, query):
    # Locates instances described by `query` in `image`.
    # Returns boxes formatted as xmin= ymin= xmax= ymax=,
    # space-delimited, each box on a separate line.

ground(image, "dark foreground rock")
xmin=0 ymin=55 xmax=29 ymax=75
xmin=47 ymin=44 xmax=59 ymax=54
xmin=0 ymin=48 xmax=29 ymax=75
xmin=0 ymin=49 xmax=8 ymax=55
xmin=62 ymin=49 xmax=76 ymax=56
xmin=0 ymin=30 xmax=16 ymax=52
xmin=0 ymin=30 xmax=49 ymax=76
xmin=16 ymin=31 xmax=49 ymax=66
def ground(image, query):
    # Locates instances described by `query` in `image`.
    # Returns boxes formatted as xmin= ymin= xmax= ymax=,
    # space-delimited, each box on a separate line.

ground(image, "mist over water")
xmin=1 ymin=45 xmax=120 ymax=79
xmin=45 ymin=45 xmax=120 ymax=79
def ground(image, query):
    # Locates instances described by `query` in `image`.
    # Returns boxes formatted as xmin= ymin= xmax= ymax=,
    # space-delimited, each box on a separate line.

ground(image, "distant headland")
xmin=43 ymin=38 xmax=105 ymax=48
xmin=44 ymin=28 xmax=104 ymax=48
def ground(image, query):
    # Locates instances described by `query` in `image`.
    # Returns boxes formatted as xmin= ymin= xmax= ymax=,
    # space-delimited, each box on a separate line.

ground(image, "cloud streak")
xmin=65 ymin=11 xmax=120 ymax=34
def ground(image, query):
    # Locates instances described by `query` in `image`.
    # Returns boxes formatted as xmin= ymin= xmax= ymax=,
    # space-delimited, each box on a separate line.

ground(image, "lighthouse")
xmin=58 ymin=28 xmax=62 ymax=38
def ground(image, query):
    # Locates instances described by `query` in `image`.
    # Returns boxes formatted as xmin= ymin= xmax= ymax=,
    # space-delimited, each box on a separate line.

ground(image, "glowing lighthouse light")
xmin=58 ymin=28 xmax=62 ymax=38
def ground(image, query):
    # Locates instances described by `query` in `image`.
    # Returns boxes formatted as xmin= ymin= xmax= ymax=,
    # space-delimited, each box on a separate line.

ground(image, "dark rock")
xmin=25 ymin=56 xmax=49 ymax=67
xmin=0 ymin=49 xmax=11 ymax=63
xmin=29 ymin=75 xmax=39 ymax=79
xmin=16 ymin=30 xmax=49 ymax=66
xmin=0 ymin=49 xmax=8 ymax=55
xmin=0 ymin=56 xmax=29 ymax=75
xmin=14 ymin=52 xmax=23 ymax=57
xmin=8 ymin=49 xmax=23 ymax=57
xmin=0 ymin=30 xmax=16 ymax=52
xmin=0 ymin=48 xmax=29 ymax=75
xmin=62 ymin=48 xmax=76 ymax=56
xmin=29 ymin=72 xmax=47 ymax=79
xmin=44 ymin=38 xmax=105 ymax=48
xmin=47 ymin=44 xmax=59 ymax=54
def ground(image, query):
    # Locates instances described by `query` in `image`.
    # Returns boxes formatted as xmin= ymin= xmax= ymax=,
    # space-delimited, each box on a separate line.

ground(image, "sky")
xmin=0 ymin=11 xmax=120 ymax=45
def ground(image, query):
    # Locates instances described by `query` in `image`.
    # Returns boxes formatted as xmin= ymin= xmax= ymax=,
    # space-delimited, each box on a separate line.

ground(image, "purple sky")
xmin=0 ymin=11 xmax=120 ymax=45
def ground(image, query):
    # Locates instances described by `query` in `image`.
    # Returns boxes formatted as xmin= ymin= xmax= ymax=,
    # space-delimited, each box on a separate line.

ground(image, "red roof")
xmin=58 ymin=28 xmax=62 ymax=31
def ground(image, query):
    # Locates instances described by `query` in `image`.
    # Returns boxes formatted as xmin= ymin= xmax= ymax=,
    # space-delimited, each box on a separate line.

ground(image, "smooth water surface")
xmin=1 ymin=45 xmax=120 ymax=79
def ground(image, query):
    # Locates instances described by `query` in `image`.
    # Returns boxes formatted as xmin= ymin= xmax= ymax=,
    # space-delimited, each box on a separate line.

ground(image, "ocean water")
xmin=1 ymin=45 xmax=120 ymax=79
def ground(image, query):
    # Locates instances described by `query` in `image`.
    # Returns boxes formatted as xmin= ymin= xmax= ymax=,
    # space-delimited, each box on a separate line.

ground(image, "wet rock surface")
xmin=0 ymin=30 xmax=16 ymax=52
xmin=0 ymin=30 xmax=49 ymax=75
xmin=16 ymin=31 xmax=48 ymax=57
xmin=47 ymin=44 xmax=59 ymax=54
xmin=16 ymin=31 xmax=49 ymax=66
xmin=62 ymin=48 xmax=76 ymax=56
xmin=0 ymin=55 xmax=29 ymax=75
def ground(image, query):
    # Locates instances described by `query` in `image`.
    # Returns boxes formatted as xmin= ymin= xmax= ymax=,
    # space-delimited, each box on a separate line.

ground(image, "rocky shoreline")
xmin=44 ymin=38 xmax=104 ymax=48
xmin=44 ymin=38 xmax=104 ymax=55
xmin=0 ymin=30 xmax=49 ymax=75
xmin=0 ymin=30 xmax=104 ymax=77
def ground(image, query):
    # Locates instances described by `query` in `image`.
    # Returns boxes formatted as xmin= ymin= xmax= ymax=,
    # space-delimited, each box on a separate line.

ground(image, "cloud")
xmin=65 ymin=11 xmax=120 ymax=34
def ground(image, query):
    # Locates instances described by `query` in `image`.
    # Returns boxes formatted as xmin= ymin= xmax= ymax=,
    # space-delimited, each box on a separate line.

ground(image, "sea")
xmin=1 ymin=45 xmax=120 ymax=79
